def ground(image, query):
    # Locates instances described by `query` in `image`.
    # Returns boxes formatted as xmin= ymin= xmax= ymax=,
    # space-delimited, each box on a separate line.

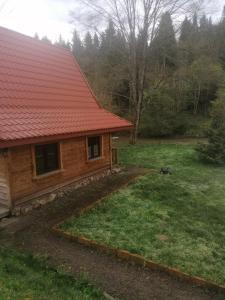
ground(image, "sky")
xmin=0 ymin=0 xmax=224 ymax=42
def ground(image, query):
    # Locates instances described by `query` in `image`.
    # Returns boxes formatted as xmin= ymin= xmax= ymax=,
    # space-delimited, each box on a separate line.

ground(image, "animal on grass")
xmin=160 ymin=167 xmax=172 ymax=175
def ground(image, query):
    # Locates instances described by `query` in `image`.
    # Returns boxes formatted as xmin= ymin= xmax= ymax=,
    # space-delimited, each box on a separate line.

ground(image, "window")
xmin=88 ymin=136 xmax=101 ymax=160
xmin=35 ymin=143 xmax=60 ymax=176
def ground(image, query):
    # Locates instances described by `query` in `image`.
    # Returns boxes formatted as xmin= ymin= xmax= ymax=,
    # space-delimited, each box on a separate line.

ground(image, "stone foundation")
xmin=12 ymin=167 xmax=120 ymax=216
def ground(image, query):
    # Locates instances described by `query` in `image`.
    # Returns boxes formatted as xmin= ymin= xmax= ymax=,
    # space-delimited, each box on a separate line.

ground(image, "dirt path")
xmin=0 ymin=168 xmax=222 ymax=300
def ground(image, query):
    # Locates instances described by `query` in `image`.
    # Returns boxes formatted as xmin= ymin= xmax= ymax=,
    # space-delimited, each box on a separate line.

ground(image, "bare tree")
xmin=71 ymin=0 xmax=204 ymax=144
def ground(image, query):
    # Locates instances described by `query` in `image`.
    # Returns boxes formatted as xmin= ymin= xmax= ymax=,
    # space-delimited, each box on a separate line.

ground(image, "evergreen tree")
xmin=97 ymin=20 xmax=129 ymax=112
xmin=192 ymin=13 xmax=199 ymax=38
xmin=151 ymin=12 xmax=177 ymax=69
xmin=217 ymin=6 xmax=225 ymax=67
xmin=222 ymin=5 xmax=225 ymax=22
xmin=81 ymin=32 xmax=95 ymax=80
xmin=72 ymin=30 xmax=83 ymax=60
xmin=41 ymin=36 xmax=52 ymax=44
xmin=199 ymin=15 xmax=208 ymax=35
xmin=180 ymin=17 xmax=192 ymax=42
xmin=93 ymin=33 xmax=99 ymax=50
xmin=197 ymin=86 xmax=225 ymax=164
xmin=179 ymin=15 xmax=200 ymax=65
xmin=55 ymin=35 xmax=70 ymax=49
xmin=34 ymin=33 xmax=39 ymax=40
xmin=84 ymin=32 xmax=93 ymax=52
xmin=198 ymin=15 xmax=215 ymax=58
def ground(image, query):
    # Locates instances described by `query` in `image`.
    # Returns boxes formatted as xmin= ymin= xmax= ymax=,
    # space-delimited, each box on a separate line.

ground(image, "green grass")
xmin=0 ymin=247 xmax=105 ymax=300
xmin=61 ymin=143 xmax=225 ymax=285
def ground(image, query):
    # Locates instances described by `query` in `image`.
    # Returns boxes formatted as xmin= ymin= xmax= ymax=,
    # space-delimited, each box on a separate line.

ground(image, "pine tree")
xmin=72 ymin=30 xmax=83 ymax=60
xmin=151 ymin=12 xmax=177 ymax=69
xmin=179 ymin=16 xmax=199 ymax=65
xmin=93 ymin=33 xmax=99 ymax=50
xmin=192 ymin=13 xmax=199 ymax=38
xmin=180 ymin=17 xmax=192 ymax=42
xmin=41 ymin=36 xmax=52 ymax=44
xmin=217 ymin=6 xmax=225 ymax=67
xmin=197 ymin=87 xmax=225 ymax=164
xmin=55 ymin=35 xmax=70 ymax=49
xmin=222 ymin=5 xmax=225 ymax=22
xmin=34 ymin=33 xmax=39 ymax=40
xmin=199 ymin=15 xmax=208 ymax=35
xmin=84 ymin=32 xmax=93 ymax=52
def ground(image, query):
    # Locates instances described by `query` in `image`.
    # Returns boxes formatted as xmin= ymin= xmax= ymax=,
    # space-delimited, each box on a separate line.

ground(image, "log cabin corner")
xmin=0 ymin=27 xmax=132 ymax=218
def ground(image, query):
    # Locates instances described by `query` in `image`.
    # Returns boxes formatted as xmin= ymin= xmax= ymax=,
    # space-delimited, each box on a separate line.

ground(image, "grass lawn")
xmin=0 ymin=247 xmax=105 ymax=300
xmin=61 ymin=143 xmax=225 ymax=285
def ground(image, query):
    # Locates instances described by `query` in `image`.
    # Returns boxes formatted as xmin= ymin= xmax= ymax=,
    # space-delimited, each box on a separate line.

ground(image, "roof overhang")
xmin=0 ymin=125 xmax=133 ymax=149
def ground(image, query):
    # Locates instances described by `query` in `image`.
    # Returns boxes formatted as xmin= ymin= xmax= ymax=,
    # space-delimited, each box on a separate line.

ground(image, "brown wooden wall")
xmin=8 ymin=134 xmax=111 ymax=203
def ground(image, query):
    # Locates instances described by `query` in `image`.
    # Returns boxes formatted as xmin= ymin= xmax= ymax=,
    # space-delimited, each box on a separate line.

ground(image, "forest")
xmin=39 ymin=5 xmax=225 ymax=139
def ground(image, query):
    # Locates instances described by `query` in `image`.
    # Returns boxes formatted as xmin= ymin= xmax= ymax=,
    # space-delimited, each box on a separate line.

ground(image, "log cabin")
xmin=0 ymin=27 xmax=132 ymax=218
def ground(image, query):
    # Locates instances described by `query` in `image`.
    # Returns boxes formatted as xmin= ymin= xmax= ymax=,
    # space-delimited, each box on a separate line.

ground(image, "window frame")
xmin=86 ymin=135 xmax=103 ymax=161
xmin=32 ymin=142 xmax=62 ymax=178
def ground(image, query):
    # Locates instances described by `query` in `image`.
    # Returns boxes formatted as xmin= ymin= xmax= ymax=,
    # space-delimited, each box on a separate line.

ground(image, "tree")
xmin=180 ymin=17 xmax=192 ymax=43
xmin=71 ymin=0 xmax=198 ymax=144
xmin=41 ymin=36 xmax=52 ymax=44
xmin=72 ymin=30 xmax=83 ymax=60
xmin=55 ymin=34 xmax=70 ymax=49
xmin=84 ymin=32 xmax=93 ymax=50
xmin=150 ymin=12 xmax=177 ymax=69
xmin=34 ymin=33 xmax=39 ymax=40
xmin=192 ymin=12 xmax=199 ymax=39
xmin=93 ymin=33 xmax=100 ymax=50
xmin=186 ymin=57 xmax=223 ymax=115
xmin=92 ymin=20 xmax=128 ymax=112
xmin=216 ymin=8 xmax=225 ymax=68
xmin=222 ymin=5 xmax=225 ymax=22
xmin=197 ymin=86 xmax=225 ymax=165
xmin=179 ymin=14 xmax=201 ymax=65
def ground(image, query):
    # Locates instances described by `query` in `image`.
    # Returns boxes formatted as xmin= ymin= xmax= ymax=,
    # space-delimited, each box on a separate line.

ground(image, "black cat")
xmin=160 ymin=167 xmax=172 ymax=175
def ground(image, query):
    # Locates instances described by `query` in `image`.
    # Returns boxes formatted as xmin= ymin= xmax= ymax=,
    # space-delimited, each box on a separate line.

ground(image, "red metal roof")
xmin=0 ymin=26 xmax=132 ymax=148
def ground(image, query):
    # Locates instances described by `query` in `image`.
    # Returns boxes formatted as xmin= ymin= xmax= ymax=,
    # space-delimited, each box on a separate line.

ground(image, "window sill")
xmin=33 ymin=169 xmax=64 ymax=180
xmin=87 ymin=156 xmax=104 ymax=162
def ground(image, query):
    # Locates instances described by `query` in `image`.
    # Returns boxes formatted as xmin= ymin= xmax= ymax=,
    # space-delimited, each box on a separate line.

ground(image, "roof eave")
xmin=0 ymin=125 xmax=133 ymax=149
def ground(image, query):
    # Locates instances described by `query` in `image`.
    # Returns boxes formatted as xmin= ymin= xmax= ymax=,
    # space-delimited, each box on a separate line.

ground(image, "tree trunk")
xmin=130 ymin=106 xmax=140 ymax=144
xmin=193 ymin=84 xmax=201 ymax=115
